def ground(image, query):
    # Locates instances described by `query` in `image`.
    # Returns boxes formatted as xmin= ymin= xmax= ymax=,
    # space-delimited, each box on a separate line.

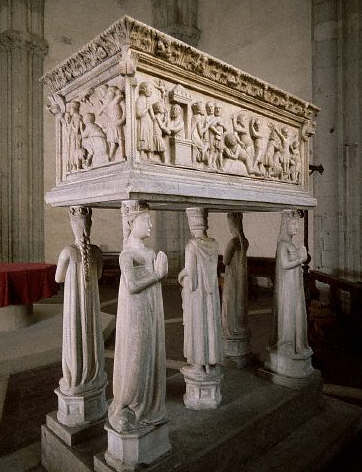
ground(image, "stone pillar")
xmin=221 ymin=213 xmax=252 ymax=368
xmin=0 ymin=0 xmax=48 ymax=263
xmin=179 ymin=208 xmax=223 ymax=409
xmin=312 ymin=0 xmax=361 ymax=276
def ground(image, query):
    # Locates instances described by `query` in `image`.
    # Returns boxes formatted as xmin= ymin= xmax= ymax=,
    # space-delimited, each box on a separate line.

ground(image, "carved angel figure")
xmin=136 ymin=82 xmax=154 ymax=159
xmin=99 ymin=86 xmax=126 ymax=160
xmin=109 ymin=201 xmax=168 ymax=433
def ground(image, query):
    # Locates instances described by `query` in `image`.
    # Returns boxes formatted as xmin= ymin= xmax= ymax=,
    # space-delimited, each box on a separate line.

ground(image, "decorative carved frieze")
xmin=41 ymin=16 xmax=318 ymax=121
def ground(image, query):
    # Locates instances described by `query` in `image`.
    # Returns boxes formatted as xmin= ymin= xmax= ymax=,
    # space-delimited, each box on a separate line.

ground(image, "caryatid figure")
xmin=265 ymin=211 xmax=315 ymax=383
xmin=55 ymin=206 xmax=107 ymax=426
xmin=108 ymin=201 xmax=169 ymax=433
xmin=221 ymin=213 xmax=251 ymax=366
xmin=178 ymin=208 xmax=223 ymax=375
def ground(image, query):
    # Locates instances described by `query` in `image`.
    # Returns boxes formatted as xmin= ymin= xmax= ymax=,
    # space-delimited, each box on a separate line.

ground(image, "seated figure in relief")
xmin=81 ymin=113 xmax=109 ymax=167
xmin=223 ymin=133 xmax=259 ymax=176
xmin=55 ymin=207 xmax=106 ymax=398
xmin=108 ymin=201 xmax=168 ymax=433
xmin=178 ymin=208 xmax=223 ymax=376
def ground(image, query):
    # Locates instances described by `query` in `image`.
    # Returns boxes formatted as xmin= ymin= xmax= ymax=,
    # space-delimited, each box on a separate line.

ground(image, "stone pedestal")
xmin=262 ymin=347 xmax=320 ymax=390
xmin=95 ymin=422 xmax=171 ymax=472
xmin=170 ymin=137 xmax=192 ymax=166
xmin=0 ymin=304 xmax=33 ymax=332
xmin=181 ymin=366 xmax=223 ymax=410
xmin=55 ymin=383 xmax=107 ymax=427
xmin=224 ymin=335 xmax=252 ymax=368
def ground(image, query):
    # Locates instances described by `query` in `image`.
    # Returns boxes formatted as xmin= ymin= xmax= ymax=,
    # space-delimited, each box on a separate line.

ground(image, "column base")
xmin=46 ymin=410 xmax=106 ymax=447
xmin=96 ymin=422 xmax=171 ymax=472
xmin=181 ymin=366 xmax=223 ymax=410
xmin=55 ymin=383 xmax=107 ymax=427
xmin=262 ymin=346 xmax=321 ymax=390
xmin=224 ymin=336 xmax=252 ymax=368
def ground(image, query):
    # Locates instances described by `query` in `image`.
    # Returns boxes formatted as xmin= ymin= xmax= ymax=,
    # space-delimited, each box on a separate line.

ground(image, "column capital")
xmin=0 ymin=29 xmax=48 ymax=56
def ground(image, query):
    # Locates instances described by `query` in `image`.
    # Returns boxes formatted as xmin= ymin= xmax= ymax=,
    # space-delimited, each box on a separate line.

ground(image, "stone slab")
xmin=42 ymin=367 xmax=330 ymax=472
xmin=0 ymin=311 xmax=115 ymax=375
xmin=46 ymin=411 xmax=106 ymax=447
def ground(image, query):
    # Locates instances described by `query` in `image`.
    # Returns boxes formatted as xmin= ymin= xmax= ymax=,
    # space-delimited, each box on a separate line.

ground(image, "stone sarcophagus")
xmin=43 ymin=16 xmax=319 ymax=211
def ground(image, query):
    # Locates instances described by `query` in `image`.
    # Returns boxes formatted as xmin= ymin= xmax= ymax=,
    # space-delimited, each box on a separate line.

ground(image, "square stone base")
xmin=46 ymin=410 xmax=106 ymax=446
xmin=181 ymin=366 xmax=223 ymax=410
xmin=170 ymin=137 xmax=192 ymax=166
xmin=224 ymin=336 xmax=252 ymax=368
xmin=97 ymin=422 xmax=171 ymax=472
xmin=55 ymin=383 xmax=107 ymax=427
xmin=264 ymin=347 xmax=314 ymax=379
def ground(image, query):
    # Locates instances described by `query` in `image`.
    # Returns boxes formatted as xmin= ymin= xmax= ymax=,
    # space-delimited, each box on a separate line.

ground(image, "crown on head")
xmin=69 ymin=206 xmax=92 ymax=217
xmin=121 ymin=200 xmax=149 ymax=217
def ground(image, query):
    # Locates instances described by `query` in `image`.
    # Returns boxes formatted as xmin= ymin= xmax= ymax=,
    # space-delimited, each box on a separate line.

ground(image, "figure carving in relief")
xmin=178 ymin=208 xmax=223 ymax=376
xmin=269 ymin=211 xmax=311 ymax=357
xmin=223 ymin=133 xmax=258 ymax=176
xmin=99 ymin=86 xmax=126 ymax=160
xmin=136 ymin=82 xmax=154 ymax=159
xmin=222 ymin=213 xmax=249 ymax=336
xmin=264 ymin=126 xmax=280 ymax=178
xmin=109 ymin=201 xmax=168 ymax=432
xmin=152 ymin=101 xmax=171 ymax=163
xmin=212 ymin=103 xmax=228 ymax=170
xmin=81 ymin=113 xmax=109 ymax=167
xmin=55 ymin=207 xmax=106 ymax=398
xmin=250 ymin=117 xmax=267 ymax=174
xmin=232 ymin=112 xmax=254 ymax=157
xmin=191 ymin=102 xmax=209 ymax=164
xmin=204 ymin=102 xmax=217 ymax=166
xmin=289 ymin=136 xmax=301 ymax=183
xmin=155 ymin=37 xmax=172 ymax=61
xmin=69 ymin=101 xmax=86 ymax=171
xmin=271 ymin=124 xmax=291 ymax=179
xmin=169 ymin=104 xmax=185 ymax=139
xmin=61 ymin=112 xmax=72 ymax=173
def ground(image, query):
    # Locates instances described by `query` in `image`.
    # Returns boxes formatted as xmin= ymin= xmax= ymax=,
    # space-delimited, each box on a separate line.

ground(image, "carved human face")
xmin=70 ymin=216 xmax=91 ymax=241
xmin=254 ymin=118 xmax=261 ymax=130
xmin=205 ymin=102 xmax=214 ymax=115
xmin=171 ymin=105 xmax=181 ymax=119
xmin=227 ymin=213 xmax=242 ymax=237
xmin=281 ymin=127 xmax=289 ymax=138
xmin=214 ymin=104 xmax=222 ymax=117
xmin=131 ymin=212 xmax=152 ymax=240
xmin=237 ymin=113 xmax=245 ymax=125
xmin=153 ymin=101 xmax=163 ymax=114
xmin=286 ymin=218 xmax=298 ymax=237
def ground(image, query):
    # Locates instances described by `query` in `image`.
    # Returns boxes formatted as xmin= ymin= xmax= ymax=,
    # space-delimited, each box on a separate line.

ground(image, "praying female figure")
xmin=108 ymin=201 xmax=168 ymax=433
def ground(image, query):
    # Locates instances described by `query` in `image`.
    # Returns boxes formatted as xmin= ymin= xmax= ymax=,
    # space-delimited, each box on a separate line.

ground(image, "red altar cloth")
xmin=0 ymin=263 xmax=58 ymax=308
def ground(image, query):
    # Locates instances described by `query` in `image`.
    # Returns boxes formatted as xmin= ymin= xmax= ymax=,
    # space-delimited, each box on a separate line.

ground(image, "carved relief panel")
xmin=133 ymin=72 xmax=306 ymax=185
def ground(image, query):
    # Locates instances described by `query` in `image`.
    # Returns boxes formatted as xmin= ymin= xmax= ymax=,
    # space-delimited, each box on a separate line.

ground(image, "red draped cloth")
xmin=0 ymin=263 xmax=58 ymax=308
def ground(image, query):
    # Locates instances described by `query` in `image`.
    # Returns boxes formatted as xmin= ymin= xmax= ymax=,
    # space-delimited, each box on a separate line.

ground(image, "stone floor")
xmin=1 ymin=283 xmax=362 ymax=471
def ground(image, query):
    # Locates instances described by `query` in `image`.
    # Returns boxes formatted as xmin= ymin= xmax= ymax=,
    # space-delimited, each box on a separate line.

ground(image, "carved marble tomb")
xmin=41 ymin=16 xmax=319 ymax=472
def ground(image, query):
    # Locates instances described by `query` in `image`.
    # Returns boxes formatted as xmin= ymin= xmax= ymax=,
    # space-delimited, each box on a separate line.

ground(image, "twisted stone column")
xmin=0 ymin=0 xmax=48 ymax=262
